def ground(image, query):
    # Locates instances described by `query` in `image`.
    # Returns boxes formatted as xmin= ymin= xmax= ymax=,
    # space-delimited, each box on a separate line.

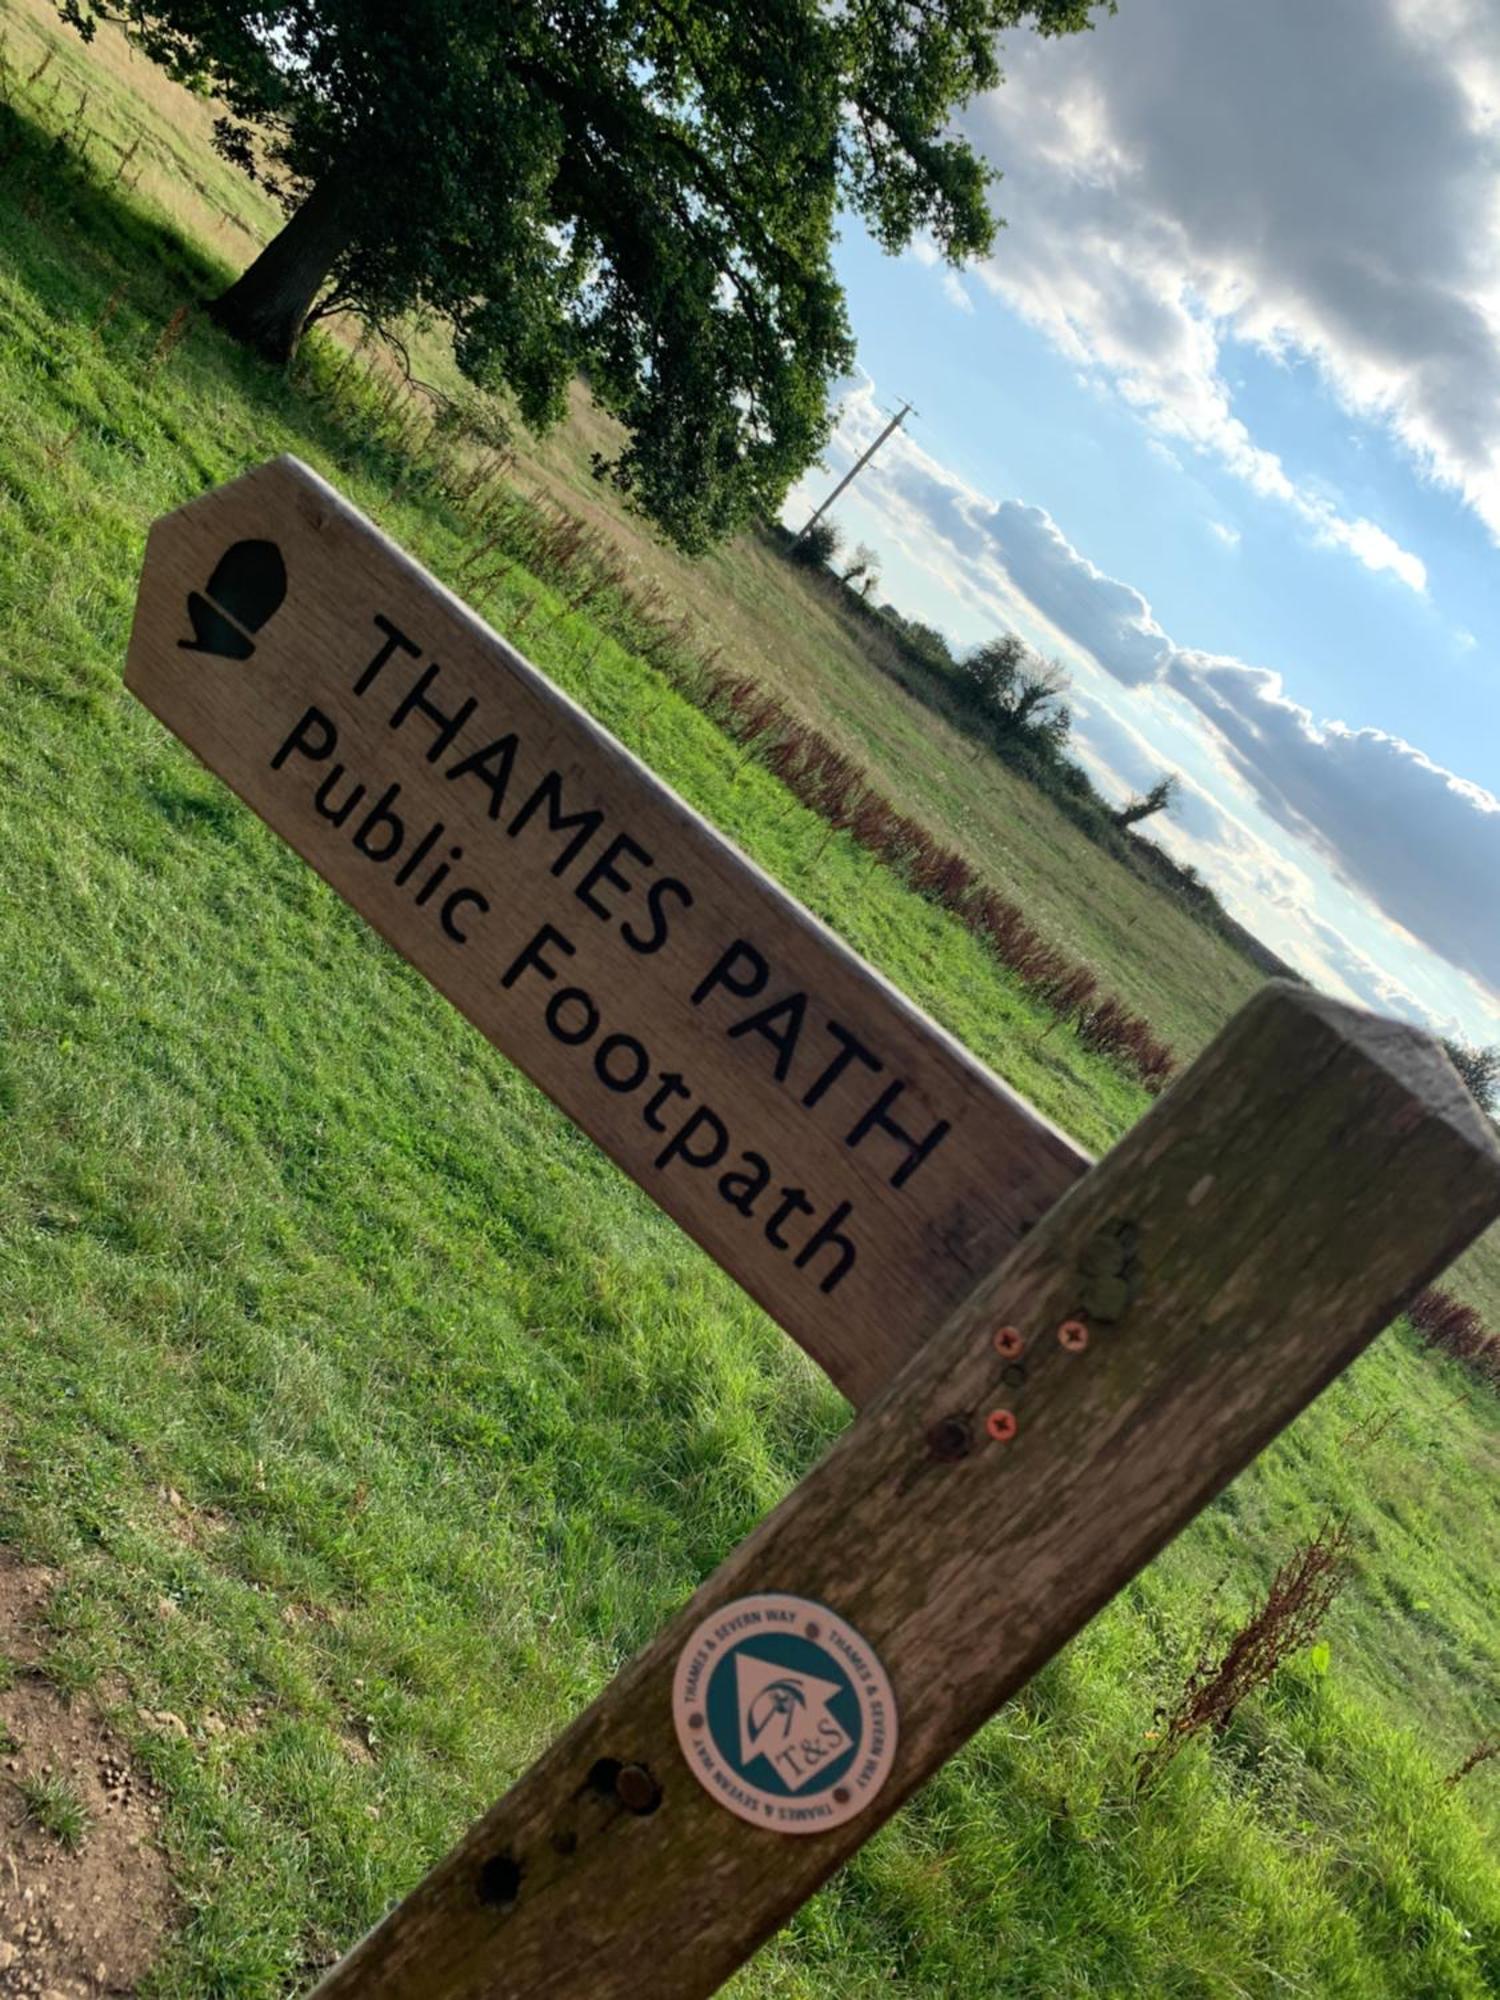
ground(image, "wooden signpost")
xmin=127 ymin=456 xmax=1086 ymax=1409
xmin=126 ymin=460 xmax=1500 ymax=2000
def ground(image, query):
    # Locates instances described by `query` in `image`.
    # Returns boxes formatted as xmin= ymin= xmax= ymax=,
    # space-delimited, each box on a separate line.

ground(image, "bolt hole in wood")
xmin=587 ymin=1756 xmax=623 ymax=1798
xmin=926 ymin=1415 xmax=973 ymax=1461
xmin=475 ymin=1854 xmax=523 ymax=1910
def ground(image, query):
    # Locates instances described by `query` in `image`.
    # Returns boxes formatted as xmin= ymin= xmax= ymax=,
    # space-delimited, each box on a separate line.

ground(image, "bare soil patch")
xmin=0 ymin=1555 xmax=174 ymax=1998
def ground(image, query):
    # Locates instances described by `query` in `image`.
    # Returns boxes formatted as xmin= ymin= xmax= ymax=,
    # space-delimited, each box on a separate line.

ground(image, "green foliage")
xmin=1111 ymin=772 xmax=1182 ymax=831
xmin=1442 ymin=1038 xmax=1500 ymax=1116
xmin=880 ymin=607 xmax=957 ymax=673
xmin=961 ymin=632 xmax=1071 ymax=738
xmin=789 ymin=516 xmax=843 ymax=570
xmin=58 ymin=0 xmax=1110 ymax=553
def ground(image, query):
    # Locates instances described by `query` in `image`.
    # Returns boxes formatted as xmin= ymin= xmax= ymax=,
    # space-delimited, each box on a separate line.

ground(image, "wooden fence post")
xmin=309 ymin=984 xmax=1500 ymax=2000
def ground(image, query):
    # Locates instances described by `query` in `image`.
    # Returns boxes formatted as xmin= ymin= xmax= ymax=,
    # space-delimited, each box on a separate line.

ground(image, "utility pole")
xmin=793 ymin=400 xmax=913 ymax=544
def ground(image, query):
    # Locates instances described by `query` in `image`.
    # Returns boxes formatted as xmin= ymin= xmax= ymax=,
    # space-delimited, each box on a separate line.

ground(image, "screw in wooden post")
xmin=992 ymin=1326 xmax=1025 ymax=1359
xmin=614 ymin=1765 xmax=661 ymax=1815
xmin=305 ymin=985 xmax=1500 ymax=2000
xmin=984 ymin=1409 xmax=1018 ymax=1443
xmin=1058 ymin=1319 xmax=1089 ymax=1352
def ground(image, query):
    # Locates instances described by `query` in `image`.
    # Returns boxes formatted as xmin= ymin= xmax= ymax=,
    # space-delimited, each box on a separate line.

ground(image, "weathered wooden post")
xmin=123 ymin=460 xmax=1500 ymax=2000
xmin=305 ymin=987 xmax=1499 ymax=1998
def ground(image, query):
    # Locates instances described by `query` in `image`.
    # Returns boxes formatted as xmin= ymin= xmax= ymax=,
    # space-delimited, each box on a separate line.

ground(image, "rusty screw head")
xmin=615 ymin=1763 xmax=662 ymax=1814
xmin=832 ymin=1786 xmax=851 ymax=1805
xmin=1058 ymin=1319 xmax=1090 ymax=1352
xmin=985 ymin=1408 xmax=1018 ymax=1444
xmin=804 ymin=1620 xmax=821 ymax=1641
xmin=992 ymin=1325 xmax=1025 ymax=1359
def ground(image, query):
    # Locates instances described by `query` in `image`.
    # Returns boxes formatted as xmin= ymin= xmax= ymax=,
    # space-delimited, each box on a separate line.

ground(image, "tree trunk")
xmin=209 ymin=163 xmax=358 ymax=362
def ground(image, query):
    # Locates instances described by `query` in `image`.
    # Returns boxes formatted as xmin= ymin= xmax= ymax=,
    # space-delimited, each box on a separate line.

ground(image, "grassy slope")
xmin=5 ymin=3 xmax=1264 ymax=1078
xmin=0 ymin=9 xmax=1497 ymax=1997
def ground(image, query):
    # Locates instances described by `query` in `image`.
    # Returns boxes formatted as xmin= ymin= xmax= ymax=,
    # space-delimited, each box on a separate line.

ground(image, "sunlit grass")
xmin=19 ymin=1771 xmax=90 ymax=1851
xmin=0 ymin=12 xmax=1496 ymax=1997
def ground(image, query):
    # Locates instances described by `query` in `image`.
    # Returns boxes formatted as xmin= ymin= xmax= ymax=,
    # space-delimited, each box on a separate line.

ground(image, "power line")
xmin=793 ymin=400 xmax=914 ymax=543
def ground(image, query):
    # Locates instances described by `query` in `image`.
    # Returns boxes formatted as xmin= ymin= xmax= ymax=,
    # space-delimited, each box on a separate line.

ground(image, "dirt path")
xmin=0 ymin=1558 xmax=173 ymax=1998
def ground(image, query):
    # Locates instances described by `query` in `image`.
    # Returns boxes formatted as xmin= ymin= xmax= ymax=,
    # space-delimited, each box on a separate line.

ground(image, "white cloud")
xmin=1317 ymin=515 xmax=1427 ymax=594
xmin=910 ymin=237 xmax=977 ymax=314
xmin=792 ymin=385 xmax=1500 ymax=1023
xmin=965 ymin=0 xmax=1500 ymax=579
xmin=1166 ymin=657 xmax=1500 ymax=993
xmin=1208 ymin=520 xmax=1240 ymax=549
xmin=941 ymin=269 xmax=975 ymax=315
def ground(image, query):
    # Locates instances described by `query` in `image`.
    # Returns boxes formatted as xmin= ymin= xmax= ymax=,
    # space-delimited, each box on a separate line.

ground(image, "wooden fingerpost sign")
xmin=127 ymin=456 xmax=1087 ymax=1409
xmin=126 ymin=461 xmax=1500 ymax=2000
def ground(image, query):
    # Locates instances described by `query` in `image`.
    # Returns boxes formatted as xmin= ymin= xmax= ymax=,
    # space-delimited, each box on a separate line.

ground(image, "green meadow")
xmin=0 ymin=4 xmax=1497 ymax=1994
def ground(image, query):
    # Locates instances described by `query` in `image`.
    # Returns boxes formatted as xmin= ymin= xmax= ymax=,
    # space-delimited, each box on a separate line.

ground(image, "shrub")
xmin=787 ymin=518 xmax=842 ymax=570
xmin=1139 ymin=1519 xmax=1352 ymax=1786
xmin=1407 ymin=1285 xmax=1499 ymax=1388
xmin=1445 ymin=1738 xmax=1500 ymax=1787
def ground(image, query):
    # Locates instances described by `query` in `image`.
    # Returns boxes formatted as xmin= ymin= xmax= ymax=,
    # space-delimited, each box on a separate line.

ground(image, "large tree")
xmin=963 ymin=632 xmax=1072 ymax=745
xmin=1110 ymin=772 xmax=1181 ymax=830
xmin=61 ymin=0 xmax=1106 ymax=549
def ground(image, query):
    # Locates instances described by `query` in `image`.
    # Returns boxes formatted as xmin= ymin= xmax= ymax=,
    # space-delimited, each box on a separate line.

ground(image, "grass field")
xmin=1 ymin=7 xmax=1499 ymax=1996
xmin=23 ymin=0 xmax=1500 ymax=1329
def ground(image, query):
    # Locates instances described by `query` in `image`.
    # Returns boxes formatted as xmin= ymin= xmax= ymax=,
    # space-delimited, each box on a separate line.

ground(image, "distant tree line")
xmin=775 ymin=518 xmax=1298 ymax=977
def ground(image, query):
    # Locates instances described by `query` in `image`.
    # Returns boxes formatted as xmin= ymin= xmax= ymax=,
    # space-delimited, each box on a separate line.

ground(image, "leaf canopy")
xmin=64 ymin=0 xmax=1108 ymax=549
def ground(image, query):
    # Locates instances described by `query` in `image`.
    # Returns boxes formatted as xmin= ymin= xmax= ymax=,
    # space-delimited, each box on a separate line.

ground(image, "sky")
xmin=781 ymin=0 xmax=1500 ymax=1047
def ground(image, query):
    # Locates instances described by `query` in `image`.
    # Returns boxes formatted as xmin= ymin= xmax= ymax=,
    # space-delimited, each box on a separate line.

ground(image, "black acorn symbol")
xmin=180 ymin=539 xmax=287 ymax=661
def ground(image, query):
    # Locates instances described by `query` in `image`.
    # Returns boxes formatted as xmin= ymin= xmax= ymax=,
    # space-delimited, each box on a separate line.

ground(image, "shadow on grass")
xmin=0 ymin=90 xmax=467 ymax=529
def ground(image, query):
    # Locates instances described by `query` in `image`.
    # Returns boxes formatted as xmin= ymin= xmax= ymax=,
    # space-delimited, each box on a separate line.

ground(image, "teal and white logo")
xmin=671 ymin=1592 xmax=898 ymax=1833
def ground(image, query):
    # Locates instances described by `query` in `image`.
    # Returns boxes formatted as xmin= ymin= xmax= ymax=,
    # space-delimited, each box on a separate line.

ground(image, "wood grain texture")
xmin=126 ymin=456 xmax=1087 ymax=1407
xmin=308 ymin=982 xmax=1500 ymax=2000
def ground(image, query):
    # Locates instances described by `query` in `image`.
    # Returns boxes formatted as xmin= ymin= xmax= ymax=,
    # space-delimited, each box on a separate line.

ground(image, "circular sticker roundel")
xmin=671 ymin=1592 xmax=898 ymax=1834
